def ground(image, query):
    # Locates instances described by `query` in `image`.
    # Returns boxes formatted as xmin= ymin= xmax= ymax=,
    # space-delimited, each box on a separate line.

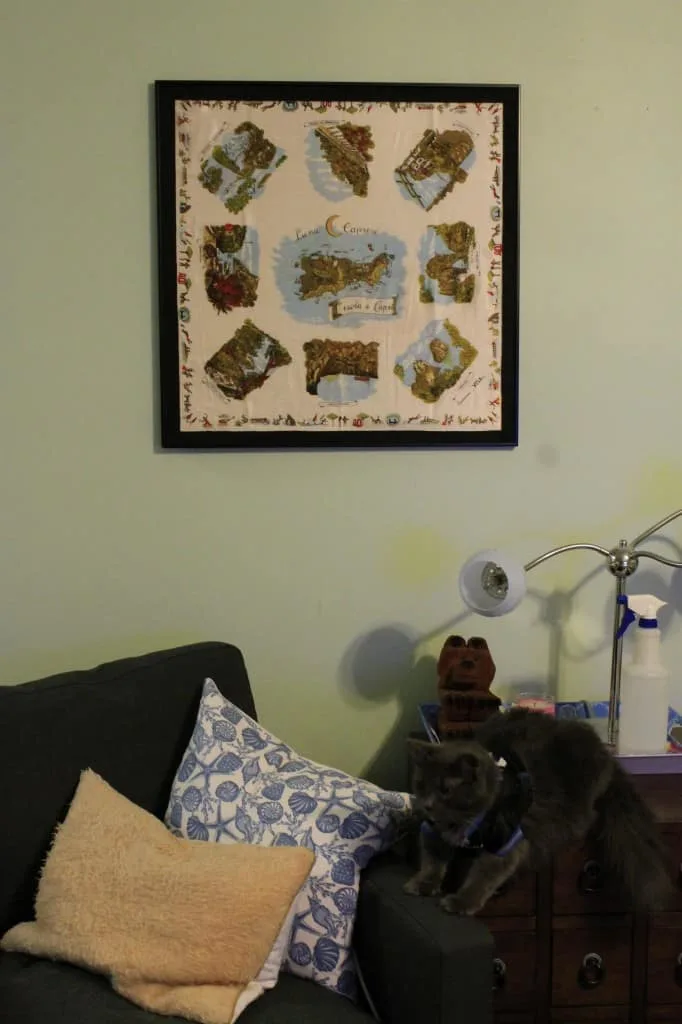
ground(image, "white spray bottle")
xmin=617 ymin=594 xmax=669 ymax=755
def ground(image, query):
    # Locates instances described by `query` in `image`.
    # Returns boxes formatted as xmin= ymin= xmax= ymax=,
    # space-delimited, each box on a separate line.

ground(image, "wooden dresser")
xmin=484 ymin=773 xmax=682 ymax=1024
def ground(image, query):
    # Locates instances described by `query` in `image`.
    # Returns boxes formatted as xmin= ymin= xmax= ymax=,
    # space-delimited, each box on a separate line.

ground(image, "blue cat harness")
xmin=420 ymin=757 xmax=532 ymax=858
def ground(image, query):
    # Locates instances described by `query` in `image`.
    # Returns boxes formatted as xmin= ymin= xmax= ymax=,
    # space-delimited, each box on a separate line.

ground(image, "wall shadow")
xmin=338 ymin=615 xmax=470 ymax=791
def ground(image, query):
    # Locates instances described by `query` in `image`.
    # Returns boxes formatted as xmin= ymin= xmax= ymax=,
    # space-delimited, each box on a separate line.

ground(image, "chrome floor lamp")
xmin=458 ymin=508 xmax=682 ymax=747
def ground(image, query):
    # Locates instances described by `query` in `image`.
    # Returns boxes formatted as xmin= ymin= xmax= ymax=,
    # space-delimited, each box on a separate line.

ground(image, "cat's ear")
xmin=456 ymin=752 xmax=480 ymax=783
xmin=406 ymin=738 xmax=440 ymax=764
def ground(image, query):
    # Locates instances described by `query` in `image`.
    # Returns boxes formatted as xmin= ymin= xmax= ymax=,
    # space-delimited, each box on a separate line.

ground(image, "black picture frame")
xmin=155 ymin=80 xmax=520 ymax=450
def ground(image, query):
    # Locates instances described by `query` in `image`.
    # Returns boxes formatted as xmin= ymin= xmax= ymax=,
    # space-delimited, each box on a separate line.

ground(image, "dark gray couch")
xmin=0 ymin=642 xmax=493 ymax=1023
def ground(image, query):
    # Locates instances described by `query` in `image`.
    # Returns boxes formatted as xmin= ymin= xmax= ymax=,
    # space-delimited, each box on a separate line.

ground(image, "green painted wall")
xmin=2 ymin=0 xmax=681 ymax=786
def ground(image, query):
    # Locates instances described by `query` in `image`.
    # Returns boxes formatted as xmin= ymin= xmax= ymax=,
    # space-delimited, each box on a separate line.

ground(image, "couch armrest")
xmin=354 ymin=855 xmax=493 ymax=1024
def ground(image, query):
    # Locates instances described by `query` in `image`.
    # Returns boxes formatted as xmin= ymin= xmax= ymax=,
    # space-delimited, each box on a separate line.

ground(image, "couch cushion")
xmin=241 ymin=972 xmax=376 ymax=1023
xmin=0 ymin=643 xmax=256 ymax=936
xmin=0 ymin=955 xmax=374 ymax=1024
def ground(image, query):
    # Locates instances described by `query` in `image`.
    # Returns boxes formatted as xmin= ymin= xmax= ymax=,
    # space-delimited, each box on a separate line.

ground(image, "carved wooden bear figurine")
xmin=436 ymin=635 xmax=501 ymax=740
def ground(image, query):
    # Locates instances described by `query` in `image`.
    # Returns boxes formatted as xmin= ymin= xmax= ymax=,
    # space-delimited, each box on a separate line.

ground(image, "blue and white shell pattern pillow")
xmin=166 ymin=679 xmax=412 ymax=1000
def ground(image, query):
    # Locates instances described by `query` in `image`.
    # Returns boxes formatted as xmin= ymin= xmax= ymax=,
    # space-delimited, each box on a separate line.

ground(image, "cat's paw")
xmin=403 ymin=875 xmax=442 ymax=897
xmin=440 ymin=893 xmax=480 ymax=916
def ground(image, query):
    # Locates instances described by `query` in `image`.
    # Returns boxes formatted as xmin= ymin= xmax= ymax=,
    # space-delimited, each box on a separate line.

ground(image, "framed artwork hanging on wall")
xmin=155 ymin=80 xmax=520 ymax=449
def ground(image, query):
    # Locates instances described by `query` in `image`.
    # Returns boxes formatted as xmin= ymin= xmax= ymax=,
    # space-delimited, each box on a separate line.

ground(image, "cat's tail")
xmin=596 ymin=762 xmax=672 ymax=911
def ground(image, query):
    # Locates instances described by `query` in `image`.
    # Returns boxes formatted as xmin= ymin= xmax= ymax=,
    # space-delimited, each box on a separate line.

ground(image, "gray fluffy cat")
xmin=406 ymin=708 xmax=672 ymax=916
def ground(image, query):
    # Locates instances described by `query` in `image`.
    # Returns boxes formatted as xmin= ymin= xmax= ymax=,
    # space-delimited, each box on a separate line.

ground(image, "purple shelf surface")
xmin=616 ymin=751 xmax=682 ymax=775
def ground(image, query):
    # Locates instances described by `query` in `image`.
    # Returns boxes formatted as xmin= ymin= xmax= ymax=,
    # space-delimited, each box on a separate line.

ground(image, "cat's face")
xmin=408 ymin=739 xmax=499 ymax=841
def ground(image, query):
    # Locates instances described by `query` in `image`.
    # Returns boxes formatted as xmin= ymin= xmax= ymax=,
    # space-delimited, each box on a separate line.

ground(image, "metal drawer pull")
xmin=579 ymin=859 xmax=604 ymax=895
xmin=578 ymin=952 xmax=604 ymax=989
xmin=492 ymin=957 xmax=507 ymax=991
xmin=675 ymin=952 xmax=682 ymax=988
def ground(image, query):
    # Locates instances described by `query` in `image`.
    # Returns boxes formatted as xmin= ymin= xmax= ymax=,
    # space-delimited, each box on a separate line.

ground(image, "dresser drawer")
xmin=553 ymin=844 xmax=628 ymax=915
xmin=647 ymin=913 xmax=682 ymax=1004
xmin=487 ymin=918 xmax=537 ymax=1011
xmin=551 ymin=916 xmax=632 ymax=1006
xmin=482 ymin=868 xmax=537 ymax=917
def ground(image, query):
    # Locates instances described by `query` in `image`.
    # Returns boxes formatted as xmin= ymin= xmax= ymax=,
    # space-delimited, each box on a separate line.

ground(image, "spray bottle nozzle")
xmin=616 ymin=594 xmax=667 ymax=639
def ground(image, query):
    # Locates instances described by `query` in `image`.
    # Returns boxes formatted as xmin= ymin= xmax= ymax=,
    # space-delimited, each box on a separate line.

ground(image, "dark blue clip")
xmin=615 ymin=594 xmax=636 ymax=639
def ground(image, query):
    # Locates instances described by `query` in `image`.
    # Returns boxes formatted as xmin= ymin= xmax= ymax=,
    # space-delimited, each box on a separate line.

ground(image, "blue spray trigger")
xmin=616 ymin=594 xmax=636 ymax=639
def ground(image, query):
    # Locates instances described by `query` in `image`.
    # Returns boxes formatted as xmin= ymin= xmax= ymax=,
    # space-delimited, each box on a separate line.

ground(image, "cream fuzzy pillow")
xmin=1 ymin=770 xmax=313 ymax=1024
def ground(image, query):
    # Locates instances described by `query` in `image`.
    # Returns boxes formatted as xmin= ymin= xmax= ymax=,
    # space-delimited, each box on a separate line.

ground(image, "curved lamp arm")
xmin=524 ymin=543 xmax=611 ymax=572
xmin=633 ymin=550 xmax=682 ymax=570
xmin=632 ymin=508 xmax=682 ymax=549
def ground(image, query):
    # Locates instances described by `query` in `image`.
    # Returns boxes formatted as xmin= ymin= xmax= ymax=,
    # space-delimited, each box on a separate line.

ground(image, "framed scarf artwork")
xmin=155 ymin=80 xmax=519 ymax=449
